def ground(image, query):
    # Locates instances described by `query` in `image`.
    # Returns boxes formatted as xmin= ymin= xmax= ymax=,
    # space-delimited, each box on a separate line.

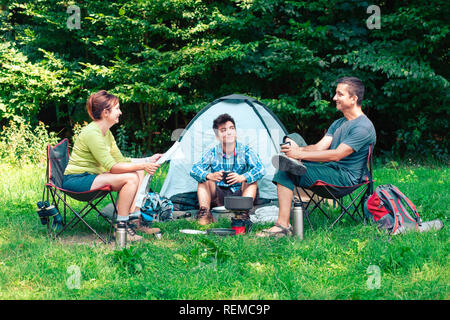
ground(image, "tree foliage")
xmin=0 ymin=0 xmax=448 ymax=160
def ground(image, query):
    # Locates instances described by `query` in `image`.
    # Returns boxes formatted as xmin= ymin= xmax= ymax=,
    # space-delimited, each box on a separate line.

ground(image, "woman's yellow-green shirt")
xmin=64 ymin=122 xmax=130 ymax=175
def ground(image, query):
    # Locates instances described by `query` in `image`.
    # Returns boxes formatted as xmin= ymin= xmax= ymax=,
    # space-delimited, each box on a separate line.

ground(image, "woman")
xmin=63 ymin=90 xmax=162 ymax=242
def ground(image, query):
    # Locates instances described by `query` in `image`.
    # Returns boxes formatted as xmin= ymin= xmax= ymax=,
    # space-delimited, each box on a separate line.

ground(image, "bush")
xmin=0 ymin=120 xmax=59 ymax=165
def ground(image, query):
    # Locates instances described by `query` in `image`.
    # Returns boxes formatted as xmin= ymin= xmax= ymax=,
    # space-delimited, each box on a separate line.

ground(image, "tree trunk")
xmin=138 ymin=102 xmax=146 ymax=129
xmin=147 ymin=103 xmax=152 ymax=151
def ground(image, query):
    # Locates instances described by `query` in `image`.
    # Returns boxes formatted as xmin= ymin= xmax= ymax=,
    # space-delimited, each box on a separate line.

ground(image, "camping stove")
xmin=224 ymin=197 xmax=253 ymax=234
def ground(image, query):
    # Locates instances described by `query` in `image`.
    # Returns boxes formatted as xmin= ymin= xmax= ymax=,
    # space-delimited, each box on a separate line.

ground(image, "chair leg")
xmin=329 ymin=200 xmax=347 ymax=229
xmin=107 ymin=192 xmax=118 ymax=242
xmin=328 ymin=186 xmax=368 ymax=228
xmin=299 ymin=187 xmax=338 ymax=230
xmin=64 ymin=193 xmax=67 ymax=225
xmin=47 ymin=187 xmax=60 ymax=239
xmin=52 ymin=191 xmax=109 ymax=244
xmin=69 ymin=191 xmax=107 ymax=229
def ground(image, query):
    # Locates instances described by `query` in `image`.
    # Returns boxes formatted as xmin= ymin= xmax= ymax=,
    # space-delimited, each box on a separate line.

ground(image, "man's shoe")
xmin=196 ymin=207 xmax=214 ymax=225
xmin=256 ymin=223 xmax=294 ymax=238
xmin=272 ymin=154 xmax=307 ymax=176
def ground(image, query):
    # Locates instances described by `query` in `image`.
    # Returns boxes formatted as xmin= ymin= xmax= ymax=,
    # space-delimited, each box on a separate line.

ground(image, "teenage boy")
xmin=190 ymin=113 xmax=266 ymax=225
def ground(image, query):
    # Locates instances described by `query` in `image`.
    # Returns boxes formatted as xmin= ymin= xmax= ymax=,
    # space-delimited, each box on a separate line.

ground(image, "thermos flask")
xmin=293 ymin=200 xmax=304 ymax=240
xmin=116 ymin=221 xmax=127 ymax=249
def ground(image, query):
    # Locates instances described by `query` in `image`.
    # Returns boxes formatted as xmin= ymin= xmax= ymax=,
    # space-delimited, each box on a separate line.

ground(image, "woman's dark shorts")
xmin=62 ymin=172 xmax=98 ymax=192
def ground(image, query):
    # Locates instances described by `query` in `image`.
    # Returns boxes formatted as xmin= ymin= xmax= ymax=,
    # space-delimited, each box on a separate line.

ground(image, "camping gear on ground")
xmin=170 ymin=192 xmax=199 ymax=211
xmin=44 ymin=139 xmax=117 ymax=243
xmin=224 ymin=196 xmax=253 ymax=234
xmin=159 ymin=94 xmax=289 ymax=204
xmin=207 ymin=228 xmax=236 ymax=236
xmin=36 ymin=200 xmax=63 ymax=232
xmin=363 ymin=184 xmax=440 ymax=235
xmin=230 ymin=217 xmax=252 ymax=234
xmin=364 ymin=184 xmax=420 ymax=233
xmin=180 ymin=229 xmax=207 ymax=235
xmin=393 ymin=219 xmax=443 ymax=235
xmin=173 ymin=211 xmax=192 ymax=219
xmin=250 ymin=205 xmax=279 ymax=223
xmin=140 ymin=192 xmax=174 ymax=224
xmin=224 ymin=196 xmax=253 ymax=211
xmin=179 ymin=228 xmax=236 ymax=236
xmin=299 ymin=144 xmax=374 ymax=230
xmin=115 ymin=221 xmax=127 ymax=249
xmin=292 ymin=200 xmax=304 ymax=240
xmin=211 ymin=206 xmax=232 ymax=214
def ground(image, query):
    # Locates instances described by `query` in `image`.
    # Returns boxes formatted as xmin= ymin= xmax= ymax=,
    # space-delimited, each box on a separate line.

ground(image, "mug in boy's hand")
xmin=221 ymin=171 xmax=231 ymax=184
xmin=224 ymin=172 xmax=246 ymax=185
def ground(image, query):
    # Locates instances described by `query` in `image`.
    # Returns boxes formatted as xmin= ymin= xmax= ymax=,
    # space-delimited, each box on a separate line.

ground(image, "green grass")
xmin=0 ymin=163 xmax=448 ymax=300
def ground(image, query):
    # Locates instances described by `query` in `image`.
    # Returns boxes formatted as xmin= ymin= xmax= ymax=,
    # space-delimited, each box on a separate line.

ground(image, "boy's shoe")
xmin=196 ymin=207 xmax=214 ymax=225
xmin=271 ymin=154 xmax=307 ymax=176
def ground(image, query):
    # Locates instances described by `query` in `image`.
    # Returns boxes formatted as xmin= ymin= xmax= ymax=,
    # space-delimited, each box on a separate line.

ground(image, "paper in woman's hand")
xmin=156 ymin=141 xmax=182 ymax=164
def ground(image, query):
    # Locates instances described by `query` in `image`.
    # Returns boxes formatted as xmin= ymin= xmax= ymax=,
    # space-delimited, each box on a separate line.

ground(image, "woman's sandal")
xmin=256 ymin=223 xmax=294 ymax=238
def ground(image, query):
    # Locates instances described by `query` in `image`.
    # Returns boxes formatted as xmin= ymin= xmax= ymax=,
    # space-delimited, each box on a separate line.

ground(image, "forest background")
xmin=0 ymin=0 xmax=448 ymax=164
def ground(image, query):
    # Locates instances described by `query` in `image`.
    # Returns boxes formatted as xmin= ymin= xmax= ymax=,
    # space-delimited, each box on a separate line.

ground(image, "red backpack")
xmin=363 ymin=184 xmax=422 ymax=234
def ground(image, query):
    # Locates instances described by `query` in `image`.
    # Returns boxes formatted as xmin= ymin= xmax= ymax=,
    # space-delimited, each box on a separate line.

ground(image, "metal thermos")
xmin=293 ymin=201 xmax=304 ymax=239
xmin=115 ymin=221 xmax=127 ymax=249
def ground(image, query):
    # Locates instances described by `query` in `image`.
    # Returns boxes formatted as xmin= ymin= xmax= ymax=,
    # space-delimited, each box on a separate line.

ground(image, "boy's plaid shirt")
xmin=190 ymin=141 xmax=266 ymax=193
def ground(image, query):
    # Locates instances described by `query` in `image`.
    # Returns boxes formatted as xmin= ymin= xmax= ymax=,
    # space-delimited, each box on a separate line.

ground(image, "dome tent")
xmin=159 ymin=94 xmax=289 ymax=203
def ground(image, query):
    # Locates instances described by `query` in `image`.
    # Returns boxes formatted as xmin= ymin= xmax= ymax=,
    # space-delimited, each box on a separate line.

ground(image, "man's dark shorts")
xmin=272 ymin=133 xmax=353 ymax=191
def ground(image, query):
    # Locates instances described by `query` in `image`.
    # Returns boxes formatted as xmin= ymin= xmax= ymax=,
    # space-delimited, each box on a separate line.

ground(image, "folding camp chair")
xmin=44 ymin=138 xmax=117 ymax=243
xmin=298 ymin=145 xmax=374 ymax=229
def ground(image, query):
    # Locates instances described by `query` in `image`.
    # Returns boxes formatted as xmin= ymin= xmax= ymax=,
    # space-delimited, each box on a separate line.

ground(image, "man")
xmin=257 ymin=76 xmax=376 ymax=237
xmin=190 ymin=113 xmax=266 ymax=225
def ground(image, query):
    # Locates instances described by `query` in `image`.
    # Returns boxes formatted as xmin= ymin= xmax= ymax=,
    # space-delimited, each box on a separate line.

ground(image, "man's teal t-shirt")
xmin=326 ymin=114 xmax=376 ymax=184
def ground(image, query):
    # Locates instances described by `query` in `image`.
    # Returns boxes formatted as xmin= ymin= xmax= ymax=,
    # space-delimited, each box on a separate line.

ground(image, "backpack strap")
xmin=378 ymin=188 xmax=401 ymax=233
xmin=389 ymin=185 xmax=421 ymax=224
